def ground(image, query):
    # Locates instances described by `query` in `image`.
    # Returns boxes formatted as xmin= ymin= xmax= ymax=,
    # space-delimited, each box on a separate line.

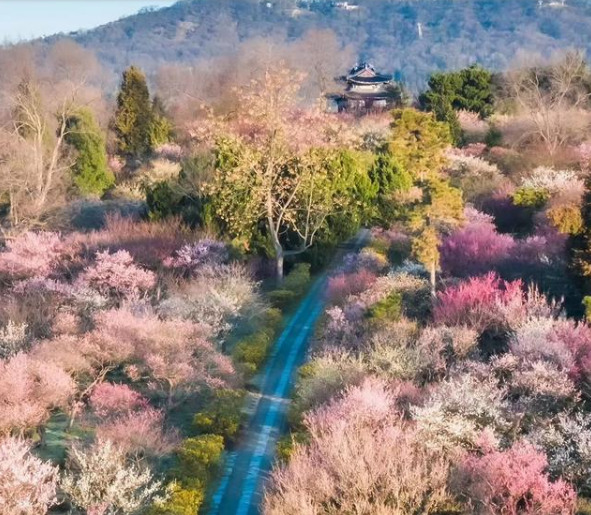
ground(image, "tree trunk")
xmin=430 ymin=261 xmax=437 ymax=297
xmin=275 ymin=252 xmax=284 ymax=284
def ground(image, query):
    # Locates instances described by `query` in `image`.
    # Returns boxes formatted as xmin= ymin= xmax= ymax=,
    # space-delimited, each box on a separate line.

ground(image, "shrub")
xmin=446 ymin=154 xmax=504 ymax=204
xmin=89 ymin=382 xmax=148 ymax=419
xmin=0 ymin=353 xmax=75 ymax=436
xmin=452 ymin=442 xmax=577 ymax=515
xmin=434 ymin=273 xmax=523 ymax=333
xmin=159 ymin=263 xmax=265 ymax=340
xmin=233 ymin=332 xmax=272 ymax=374
xmin=164 ymin=239 xmax=228 ymax=273
xmin=290 ymin=351 xmax=368 ymax=424
xmin=366 ymin=291 xmax=402 ymax=323
xmin=265 ymin=380 xmax=453 ymax=515
xmin=513 ymin=187 xmax=551 ymax=208
xmin=282 ymin=263 xmax=311 ymax=296
xmin=268 ymin=289 xmax=298 ymax=309
xmin=150 ymin=482 xmax=204 ymax=515
xmin=547 ymin=204 xmax=583 ymax=235
xmin=96 ymin=408 xmax=180 ymax=458
xmin=175 ymin=435 xmax=224 ymax=484
xmin=193 ymin=389 xmax=246 ymax=443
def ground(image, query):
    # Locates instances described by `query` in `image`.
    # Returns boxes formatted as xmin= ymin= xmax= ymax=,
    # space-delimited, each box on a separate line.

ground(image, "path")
xmin=208 ymin=229 xmax=369 ymax=515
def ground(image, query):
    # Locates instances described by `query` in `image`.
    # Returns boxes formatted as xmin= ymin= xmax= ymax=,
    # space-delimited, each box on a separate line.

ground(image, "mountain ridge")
xmin=40 ymin=0 xmax=591 ymax=91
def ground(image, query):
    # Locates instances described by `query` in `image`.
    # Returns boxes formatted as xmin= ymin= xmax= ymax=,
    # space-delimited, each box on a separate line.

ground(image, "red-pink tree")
xmin=433 ymin=273 xmax=524 ymax=333
xmin=453 ymin=442 xmax=576 ymax=515
xmin=0 ymin=436 xmax=58 ymax=515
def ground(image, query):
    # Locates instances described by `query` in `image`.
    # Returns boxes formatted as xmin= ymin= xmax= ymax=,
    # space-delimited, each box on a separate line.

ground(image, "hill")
xmin=52 ymin=0 xmax=591 ymax=92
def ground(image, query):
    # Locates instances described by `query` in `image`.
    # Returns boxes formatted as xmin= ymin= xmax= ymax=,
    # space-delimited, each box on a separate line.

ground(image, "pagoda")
xmin=332 ymin=63 xmax=400 ymax=113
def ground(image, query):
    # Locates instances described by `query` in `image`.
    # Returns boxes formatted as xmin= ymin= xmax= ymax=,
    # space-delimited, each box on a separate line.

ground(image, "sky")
xmin=0 ymin=0 xmax=177 ymax=42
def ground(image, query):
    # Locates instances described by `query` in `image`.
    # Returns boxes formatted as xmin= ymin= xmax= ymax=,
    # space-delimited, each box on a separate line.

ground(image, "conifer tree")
xmin=65 ymin=108 xmax=114 ymax=196
xmin=114 ymin=66 xmax=154 ymax=160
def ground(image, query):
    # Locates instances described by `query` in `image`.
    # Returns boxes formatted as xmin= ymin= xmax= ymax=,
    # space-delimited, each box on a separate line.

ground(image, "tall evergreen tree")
xmin=114 ymin=66 xmax=153 ymax=160
xmin=66 ymin=108 xmax=114 ymax=197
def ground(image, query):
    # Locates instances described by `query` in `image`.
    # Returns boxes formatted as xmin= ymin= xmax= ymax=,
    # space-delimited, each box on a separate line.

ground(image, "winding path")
xmin=208 ymin=229 xmax=369 ymax=515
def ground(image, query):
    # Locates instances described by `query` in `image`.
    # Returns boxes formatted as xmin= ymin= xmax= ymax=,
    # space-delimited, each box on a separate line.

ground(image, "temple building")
xmin=331 ymin=63 xmax=401 ymax=113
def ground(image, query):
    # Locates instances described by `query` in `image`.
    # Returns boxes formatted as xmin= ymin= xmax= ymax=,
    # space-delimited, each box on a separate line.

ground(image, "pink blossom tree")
xmin=0 ymin=353 xmax=75 ymax=436
xmin=0 ymin=436 xmax=58 ymax=515
xmin=95 ymin=408 xmax=179 ymax=458
xmin=453 ymin=442 xmax=577 ymax=515
xmin=265 ymin=378 xmax=453 ymax=515
xmin=89 ymin=383 xmax=148 ymax=419
xmin=77 ymin=250 xmax=156 ymax=301
xmin=0 ymin=232 xmax=65 ymax=280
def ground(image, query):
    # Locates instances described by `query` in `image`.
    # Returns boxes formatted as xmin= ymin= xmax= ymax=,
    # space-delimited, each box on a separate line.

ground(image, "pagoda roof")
xmin=348 ymin=74 xmax=392 ymax=84
xmin=346 ymin=62 xmax=392 ymax=84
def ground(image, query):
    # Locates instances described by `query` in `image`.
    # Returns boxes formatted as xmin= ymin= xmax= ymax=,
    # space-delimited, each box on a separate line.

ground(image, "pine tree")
xmin=114 ymin=66 xmax=154 ymax=160
xmin=66 ymin=108 xmax=114 ymax=196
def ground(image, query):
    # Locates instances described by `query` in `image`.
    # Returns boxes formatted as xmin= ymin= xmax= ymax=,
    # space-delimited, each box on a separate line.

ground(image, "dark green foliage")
xmin=114 ymin=66 xmax=154 ymax=159
xmin=485 ymin=126 xmax=503 ymax=147
xmin=268 ymin=290 xmax=299 ymax=310
xmin=282 ymin=263 xmax=311 ymax=296
xmin=193 ymin=389 xmax=246 ymax=443
xmin=367 ymin=291 xmax=403 ymax=322
xmin=420 ymin=65 xmax=495 ymax=118
xmin=146 ymin=182 xmax=184 ymax=221
xmin=65 ymin=108 xmax=114 ymax=196
xmin=145 ymin=154 xmax=215 ymax=227
xmin=369 ymin=153 xmax=413 ymax=226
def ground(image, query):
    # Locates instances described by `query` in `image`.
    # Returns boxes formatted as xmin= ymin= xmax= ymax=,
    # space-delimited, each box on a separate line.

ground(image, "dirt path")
xmin=207 ymin=230 xmax=369 ymax=515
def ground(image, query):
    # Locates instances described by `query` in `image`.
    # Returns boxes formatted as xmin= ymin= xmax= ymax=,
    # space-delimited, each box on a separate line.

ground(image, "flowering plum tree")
xmin=62 ymin=439 xmax=163 ymax=515
xmin=453 ymin=442 xmax=577 ymax=515
xmin=77 ymin=250 xmax=156 ymax=301
xmin=0 ymin=232 xmax=65 ymax=279
xmin=0 ymin=436 xmax=58 ymax=515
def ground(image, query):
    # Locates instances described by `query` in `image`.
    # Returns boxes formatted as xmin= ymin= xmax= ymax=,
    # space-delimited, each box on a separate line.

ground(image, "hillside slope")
xmin=49 ymin=0 xmax=591 ymax=91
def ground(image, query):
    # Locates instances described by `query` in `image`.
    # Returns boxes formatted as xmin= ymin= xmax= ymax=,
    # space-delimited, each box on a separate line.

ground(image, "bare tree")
xmin=506 ymin=51 xmax=591 ymax=156
xmin=0 ymin=78 xmax=85 ymax=227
